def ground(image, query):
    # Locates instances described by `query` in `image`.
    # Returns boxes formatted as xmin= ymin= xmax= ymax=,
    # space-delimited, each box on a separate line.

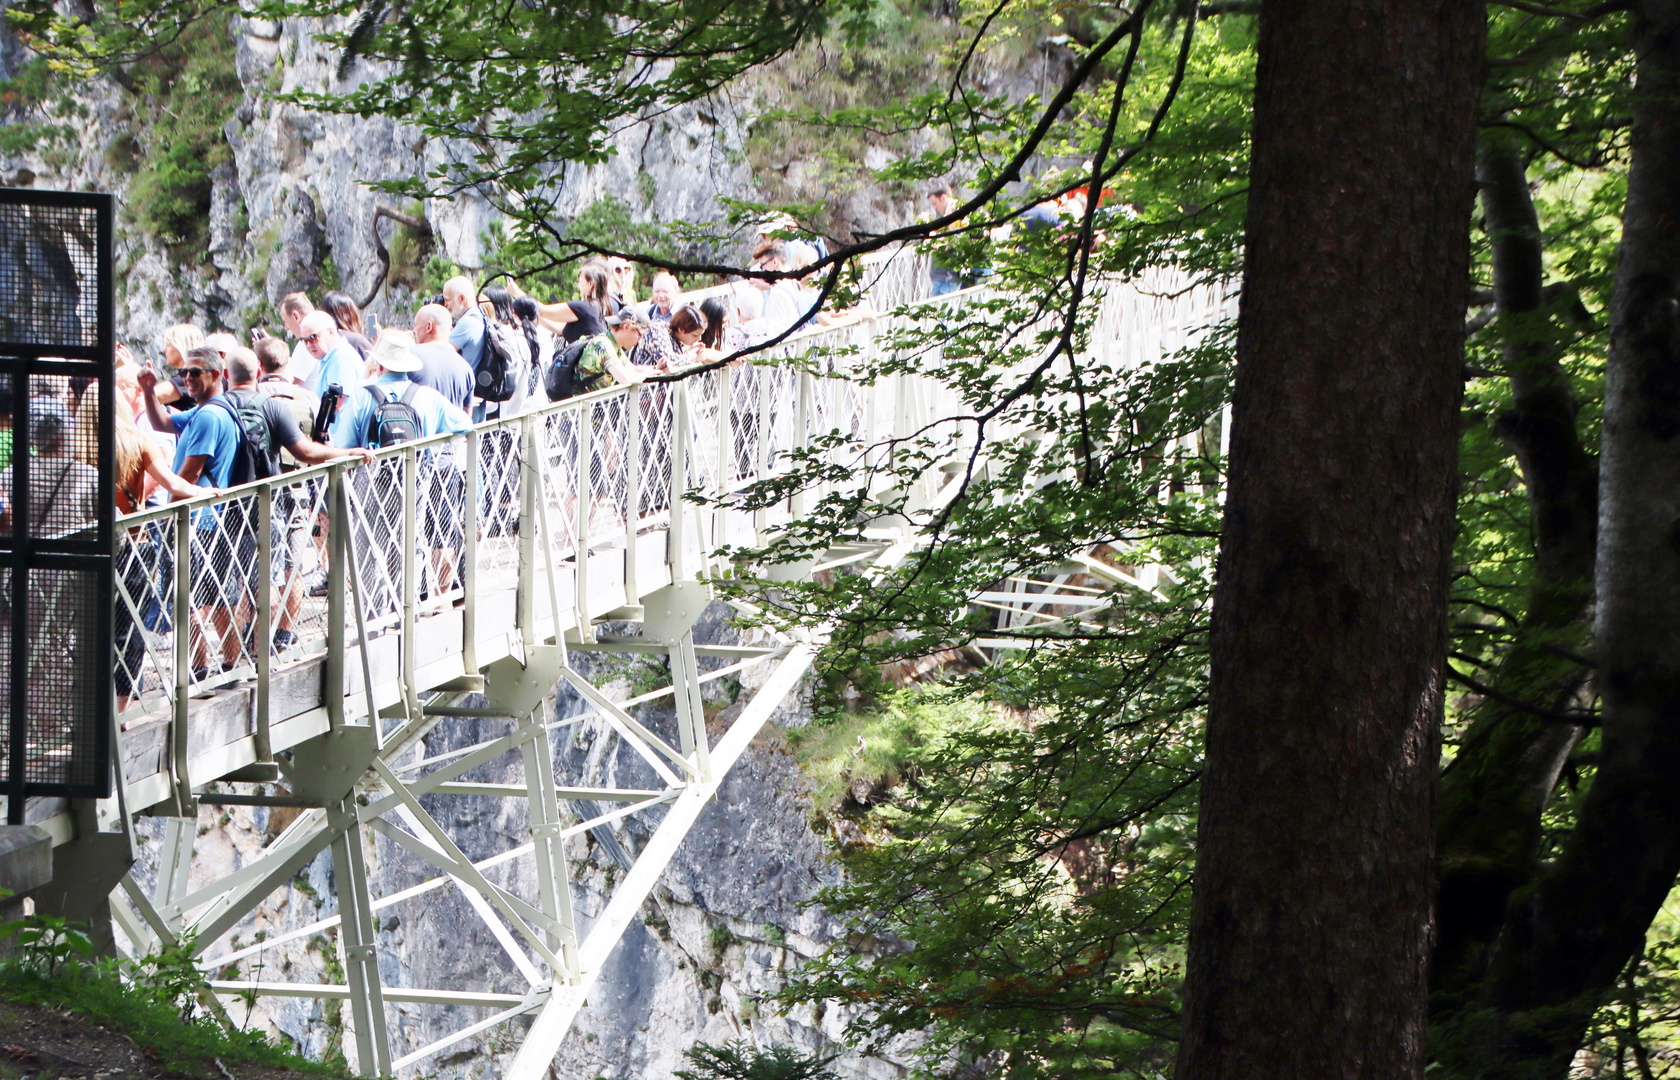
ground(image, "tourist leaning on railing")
xmin=114 ymin=397 xmax=208 ymax=710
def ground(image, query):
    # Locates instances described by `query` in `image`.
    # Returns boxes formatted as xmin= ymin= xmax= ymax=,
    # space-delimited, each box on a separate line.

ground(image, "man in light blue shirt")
xmin=333 ymin=332 xmax=476 ymax=609
xmin=299 ymin=310 xmax=367 ymax=399
xmin=330 ymin=332 xmax=475 ymax=449
xmin=138 ymin=344 xmax=244 ymax=678
xmin=443 ymin=276 xmax=487 ymax=372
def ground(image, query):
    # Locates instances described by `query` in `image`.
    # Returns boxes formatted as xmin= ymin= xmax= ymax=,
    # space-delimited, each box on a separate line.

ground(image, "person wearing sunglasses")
xmin=137 ymin=345 xmax=247 ymax=680
xmin=297 ymin=311 xmax=367 ymax=400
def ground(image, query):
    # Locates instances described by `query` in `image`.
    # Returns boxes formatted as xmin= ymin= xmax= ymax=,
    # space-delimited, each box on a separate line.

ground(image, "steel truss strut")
xmin=113 ymin=624 xmax=811 ymax=1077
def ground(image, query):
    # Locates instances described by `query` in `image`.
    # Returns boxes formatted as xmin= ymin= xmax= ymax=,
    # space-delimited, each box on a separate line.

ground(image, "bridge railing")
xmin=111 ymin=265 xmax=1234 ymax=794
xmin=109 ymin=327 xmax=927 ymax=748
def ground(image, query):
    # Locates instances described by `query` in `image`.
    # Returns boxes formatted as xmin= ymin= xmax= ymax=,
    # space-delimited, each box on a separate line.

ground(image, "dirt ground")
xmin=0 ymin=1002 xmax=308 ymax=1080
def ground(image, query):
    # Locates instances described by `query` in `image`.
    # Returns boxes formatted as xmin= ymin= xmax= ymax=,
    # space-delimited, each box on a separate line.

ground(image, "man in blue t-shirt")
xmin=331 ymin=332 xmax=476 ymax=611
xmin=139 ymin=344 xmax=245 ymax=680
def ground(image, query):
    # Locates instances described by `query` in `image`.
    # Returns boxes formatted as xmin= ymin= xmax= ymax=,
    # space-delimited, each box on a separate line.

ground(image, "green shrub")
xmin=386 ymin=200 xmax=434 ymax=290
xmin=676 ymin=1041 xmax=839 ymax=1080
xmin=122 ymin=17 xmax=243 ymax=252
xmin=0 ymin=914 xmax=344 ymax=1075
xmin=0 ymin=58 xmax=81 ymax=162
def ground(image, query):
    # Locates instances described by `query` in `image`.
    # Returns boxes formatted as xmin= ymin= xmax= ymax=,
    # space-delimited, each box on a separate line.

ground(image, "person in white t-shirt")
xmin=280 ymin=292 xmax=320 ymax=388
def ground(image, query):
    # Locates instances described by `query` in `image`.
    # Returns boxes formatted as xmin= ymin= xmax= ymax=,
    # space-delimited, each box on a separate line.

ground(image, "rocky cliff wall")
xmin=0 ymin=4 xmax=1067 ymax=360
xmin=0 ymin=10 xmax=763 ymax=355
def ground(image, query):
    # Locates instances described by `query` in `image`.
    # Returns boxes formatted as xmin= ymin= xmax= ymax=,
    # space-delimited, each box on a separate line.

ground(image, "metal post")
xmin=154 ymin=815 xmax=195 ymax=911
xmin=330 ymin=803 xmax=392 ymax=1077
xmin=462 ymin=431 xmax=479 ymax=675
xmin=573 ymin=406 xmax=592 ymax=639
xmin=669 ymin=383 xmax=690 ymax=583
xmin=402 ymin=446 xmax=418 ymax=702
xmin=517 ymin=416 xmax=537 ymax=658
xmin=519 ymin=708 xmax=578 ymax=981
xmin=670 ymin=633 xmax=709 ymax=784
xmin=255 ymin=486 xmax=272 ymax=762
xmin=325 ymin=465 xmax=347 ymax=730
xmin=624 ymin=386 xmax=641 ymax=604
xmin=791 ymin=370 xmax=812 ymax=521
xmin=534 ymin=452 xmax=567 ymax=652
xmin=713 ymin=367 xmax=731 ymax=564
xmin=172 ymin=507 xmax=193 ymax=811
xmin=754 ymin=366 xmax=770 ymax=538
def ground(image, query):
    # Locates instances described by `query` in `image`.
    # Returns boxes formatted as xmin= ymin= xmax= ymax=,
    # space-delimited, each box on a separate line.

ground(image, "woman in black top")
xmin=525 ymin=264 xmax=613 ymax=344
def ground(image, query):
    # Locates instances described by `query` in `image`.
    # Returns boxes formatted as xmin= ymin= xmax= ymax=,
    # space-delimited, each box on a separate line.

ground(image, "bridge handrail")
xmin=110 ymin=266 xmax=1236 ymax=780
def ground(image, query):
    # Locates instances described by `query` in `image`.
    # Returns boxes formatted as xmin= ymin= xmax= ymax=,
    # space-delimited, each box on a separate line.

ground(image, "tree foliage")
xmin=13 ymin=0 xmax=1680 ymax=1073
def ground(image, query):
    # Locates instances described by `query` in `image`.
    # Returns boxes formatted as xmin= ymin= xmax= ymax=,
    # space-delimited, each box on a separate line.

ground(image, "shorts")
xmin=190 ymin=523 xmax=256 ymax=609
xmin=421 ymin=464 xmax=465 ymax=550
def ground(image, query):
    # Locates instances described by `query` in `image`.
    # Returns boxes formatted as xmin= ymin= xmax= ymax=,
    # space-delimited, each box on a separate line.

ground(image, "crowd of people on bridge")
xmin=96 ymin=239 xmax=867 ymax=702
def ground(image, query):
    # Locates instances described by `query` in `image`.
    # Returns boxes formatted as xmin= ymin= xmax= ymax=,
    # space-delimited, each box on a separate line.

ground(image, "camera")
xmin=428 ymin=294 xmax=447 ymax=308
xmin=312 ymin=382 xmax=344 ymax=443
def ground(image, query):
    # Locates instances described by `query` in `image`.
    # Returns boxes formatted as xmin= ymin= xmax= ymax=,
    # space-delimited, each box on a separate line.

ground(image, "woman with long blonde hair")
xmin=114 ymin=394 xmax=207 ymax=710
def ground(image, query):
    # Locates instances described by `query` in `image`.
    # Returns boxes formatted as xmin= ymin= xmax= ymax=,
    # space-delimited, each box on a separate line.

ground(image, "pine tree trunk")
xmin=1463 ymin=4 xmax=1680 ymax=1074
xmin=1175 ymin=1 xmax=1484 ymax=1076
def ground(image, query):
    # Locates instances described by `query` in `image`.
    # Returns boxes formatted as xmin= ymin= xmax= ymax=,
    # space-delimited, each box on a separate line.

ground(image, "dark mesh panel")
xmin=21 ymin=567 xmax=101 ymax=788
xmin=0 ymin=202 xmax=98 ymax=350
xmin=0 ymin=190 xmax=113 ymax=808
xmin=23 ymin=374 xmax=100 ymax=543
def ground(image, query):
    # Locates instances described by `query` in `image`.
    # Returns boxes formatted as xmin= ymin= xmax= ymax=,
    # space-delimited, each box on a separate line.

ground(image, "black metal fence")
xmin=0 ymin=189 xmax=114 ymax=816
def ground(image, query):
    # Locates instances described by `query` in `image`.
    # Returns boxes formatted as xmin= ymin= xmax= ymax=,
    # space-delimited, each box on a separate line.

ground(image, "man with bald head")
xmin=441 ymin=276 xmax=487 ymax=374
xmin=410 ymin=303 xmax=474 ymax=412
xmin=299 ymin=310 xmax=366 ymax=398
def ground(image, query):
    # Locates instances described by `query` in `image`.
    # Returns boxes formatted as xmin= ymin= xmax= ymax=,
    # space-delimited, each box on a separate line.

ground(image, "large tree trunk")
xmin=1432 ymin=135 xmax=1597 ymax=1003
xmin=1462 ymin=3 xmax=1680 ymax=1075
xmin=1175 ymin=1 xmax=1484 ymax=1077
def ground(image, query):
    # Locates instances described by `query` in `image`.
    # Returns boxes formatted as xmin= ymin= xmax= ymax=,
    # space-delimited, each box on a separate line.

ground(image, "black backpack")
xmin=209 ymin=392 xmax=280 ymax=487
xmin=364 ymin=383 xmax=422 ymax=447
xmin=475 ymin=319 xmax=524 ymax=402
xmin=545 ymin=339 xmax=607 ymax=402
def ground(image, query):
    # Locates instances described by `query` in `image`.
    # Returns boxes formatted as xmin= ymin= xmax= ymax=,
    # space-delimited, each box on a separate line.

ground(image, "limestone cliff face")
xmin=0 ymin=7 xmax=1061 ymax=357
xmin=0 ymin=11 xmax=760 ymax=355
xmin=131 ymin=606 xmax=914 ymax=1080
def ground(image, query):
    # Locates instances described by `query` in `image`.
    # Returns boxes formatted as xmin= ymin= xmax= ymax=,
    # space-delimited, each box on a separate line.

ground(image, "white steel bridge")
xmin=25 ymin=258 xmax=1234 ymax=1078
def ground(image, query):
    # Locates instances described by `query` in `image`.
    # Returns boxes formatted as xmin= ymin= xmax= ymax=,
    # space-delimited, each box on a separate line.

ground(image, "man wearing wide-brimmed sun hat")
xmin=329 ymin=331 xmax=474 ymax=451
xmin=329 ymin=330 xmax=477 ymax=611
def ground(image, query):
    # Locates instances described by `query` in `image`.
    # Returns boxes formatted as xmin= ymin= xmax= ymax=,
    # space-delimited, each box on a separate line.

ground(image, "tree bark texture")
xmin=1467 ymin=4 xmax=1680 ymax=1075
xmin=1176 ymin=1 xmax=1484 ymax=1077
xmin=1432 ymin=137 xmax=1595 ymax=1004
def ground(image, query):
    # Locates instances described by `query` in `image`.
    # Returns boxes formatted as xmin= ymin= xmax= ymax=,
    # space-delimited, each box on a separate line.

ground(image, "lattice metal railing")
xmin=112 ymin=264 xmax=1236 ymax=778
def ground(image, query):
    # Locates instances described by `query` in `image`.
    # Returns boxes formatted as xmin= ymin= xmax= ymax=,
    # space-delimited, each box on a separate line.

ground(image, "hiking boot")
xmin=272 ymin=629 xmax=299 ymax=655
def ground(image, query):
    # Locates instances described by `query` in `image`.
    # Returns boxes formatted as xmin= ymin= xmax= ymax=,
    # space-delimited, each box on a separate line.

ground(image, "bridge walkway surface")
xmin=10 ymin=261 xmax=1235 ymax=1078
